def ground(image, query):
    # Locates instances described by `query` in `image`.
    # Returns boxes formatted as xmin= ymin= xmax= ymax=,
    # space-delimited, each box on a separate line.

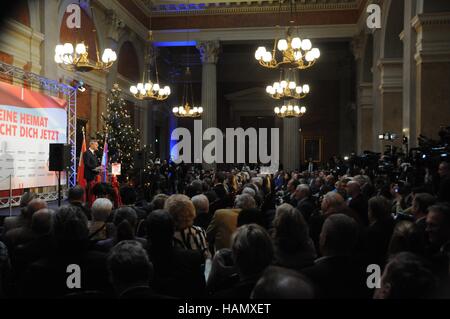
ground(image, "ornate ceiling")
xmin=119 ymin=0 xmax=367 ymax=30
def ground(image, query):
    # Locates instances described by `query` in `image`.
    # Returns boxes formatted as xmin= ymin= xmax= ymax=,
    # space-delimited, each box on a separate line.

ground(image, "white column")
xmin=197 ymin=41 xmax=220 ymax=168
xmin=283 ymin=117 xmax=300 ymax=171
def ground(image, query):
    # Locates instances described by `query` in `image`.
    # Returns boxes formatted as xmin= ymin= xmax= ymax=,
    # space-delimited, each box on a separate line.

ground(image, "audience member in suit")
xmin=283 ymin=179 xmax=300 ymax=206
xmin=373 ymin=252 xmax=437 ymax=299
xmin=437 ymin=161 xmax=450 ymax=203
xmin=251 ymin=266 xmax=315 ymax=299
xmin=2 ymin=192 xmax=36 ymax=238
xmin=237 ymin=208 xmax=266 ymax=228
xmin=192 ymin=194 xmax=211 ymax=230
xmin=212 ymin=171 xmax=227 ymax=200
xmin=95 ymin=206 xmax=147 ymax=252
xmin=107 ymin=240 xmax=168 ymax=299
xmin=272 ymin=204 xmax=316 ymax=271
xmin=365 ymin=196 xmax=395 ymax=267
xmin=294 ymin=184 xmax=316 ymax=222
xmin=68 ymin=186 xmax=92 ymax=220
xmin=301 ymin=214 xmax=371 ymax=299
xmin=309 ymin=191 xmax=362 ymax=253
xmin=346 ymin=181 xmax=369 ymax=226
xmin=146 ymin=210 xmax=205 ymax=298
xmin=412 ymin=193 xmax=436 ymax=233
xmin=206 ymin=194 xmax=256 ymax=252
xmin=20 ymin=205 xmax=111 ymax=298
xmin=212 ymin=224 xmax=273 ymax=299
xmin=4 ymin=199 xmax=48 ymax=251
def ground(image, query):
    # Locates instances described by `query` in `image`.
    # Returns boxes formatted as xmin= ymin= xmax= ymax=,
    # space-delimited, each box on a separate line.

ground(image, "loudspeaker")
xmin=49 ymin=143 xmax=71 ymax=171
xmin=134 ymin=150 xmax=146 ymax=169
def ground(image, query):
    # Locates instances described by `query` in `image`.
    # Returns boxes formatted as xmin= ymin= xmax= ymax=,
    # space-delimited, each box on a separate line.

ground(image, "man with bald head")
xmin=346 ymin=180 xmax=369 ymax=226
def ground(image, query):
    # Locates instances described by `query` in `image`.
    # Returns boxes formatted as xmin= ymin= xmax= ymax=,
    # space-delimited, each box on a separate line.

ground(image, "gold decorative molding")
xmin=147 ymin=1 xmax=360 ymax=17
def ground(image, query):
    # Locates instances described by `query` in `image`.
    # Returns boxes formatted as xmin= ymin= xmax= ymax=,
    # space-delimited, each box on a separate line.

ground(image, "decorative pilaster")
xmin=413 ymin=12 xmax=450 ymax=140
xmin=378 ymin=58 xmax=403 ymax=148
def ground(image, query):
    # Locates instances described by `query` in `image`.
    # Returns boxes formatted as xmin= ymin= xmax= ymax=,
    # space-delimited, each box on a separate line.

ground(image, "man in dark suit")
xmin=346 ymin=181 xmax=369 ymax=226
xmin=301 ymin=214 xmax=371 ymax=299
xmin=294 ymin=184 xmax=316 ymax=222
xmin=83 ymin=140 xmax=101 ymax=206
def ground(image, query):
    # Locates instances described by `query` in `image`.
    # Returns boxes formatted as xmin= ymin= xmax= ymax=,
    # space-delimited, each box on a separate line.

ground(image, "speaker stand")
xmin=57 ymin=171 xmax=61 ymax=207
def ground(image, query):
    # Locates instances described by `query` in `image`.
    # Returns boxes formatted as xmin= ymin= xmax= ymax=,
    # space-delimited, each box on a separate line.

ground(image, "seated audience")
xmin=20 ymin=205 xmax=110 ymax=298
xmin=294 ymin=184 xmax=316 ymax=222
xmin=346 ymin=180 xmax=369 ymax=226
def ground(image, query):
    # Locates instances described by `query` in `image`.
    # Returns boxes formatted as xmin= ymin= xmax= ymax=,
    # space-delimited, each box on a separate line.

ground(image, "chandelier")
xmin=54 ymin=42 xmax=117 ymax=72
xmin=254 ymin=1 xmax=320 ymax=70
xmin=172 ymin=67 xmax=203 ymax=118
xmin=274 ymin=103 xmax=306 ymax=118
xmin=266 ymin=68 xmax=310 ymax=100
xmin=54 ymin=5 xmax=117 ymax=72
xmin=130 ymin=31 xmax=171 ymax=101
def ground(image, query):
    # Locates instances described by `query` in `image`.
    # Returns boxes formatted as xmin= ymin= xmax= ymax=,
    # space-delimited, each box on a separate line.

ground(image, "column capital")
xmin=105 ymin=9 xmax=127 ymax=42
xmin=196 ymin=41 xmax=220 ymax=64
xmin=412 ymin=13 xmax=450 ymax=64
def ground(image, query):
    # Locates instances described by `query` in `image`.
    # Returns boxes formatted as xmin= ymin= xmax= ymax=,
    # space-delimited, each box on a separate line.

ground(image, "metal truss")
xmin=0 ymin=61 xmax=77 ymax=208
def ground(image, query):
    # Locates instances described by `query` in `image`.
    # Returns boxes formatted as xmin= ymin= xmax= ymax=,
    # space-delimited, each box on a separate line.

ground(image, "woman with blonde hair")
xmin=164 ymin=194 xmax=209 ymax=258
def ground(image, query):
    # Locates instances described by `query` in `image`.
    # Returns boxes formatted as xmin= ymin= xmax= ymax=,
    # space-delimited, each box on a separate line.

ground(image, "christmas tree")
xmin=97 ymin=84 xmax=140 ymax=180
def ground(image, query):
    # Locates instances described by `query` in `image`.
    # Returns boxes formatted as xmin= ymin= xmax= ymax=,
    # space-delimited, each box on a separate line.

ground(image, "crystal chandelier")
xmin=172 ymin=67 xmax=203 ymax=118
xmin=130 ymin=31 xmax=171 ymax=101
xmin=54 ymin=5 xmax=117 ymax=72
xmin=266 ymin=68 xmax=310 ymax=100
xmin=254 ymin=1 xmax=320 ymax=70
xmin=274 ymin=103 xmax=306 ymax=118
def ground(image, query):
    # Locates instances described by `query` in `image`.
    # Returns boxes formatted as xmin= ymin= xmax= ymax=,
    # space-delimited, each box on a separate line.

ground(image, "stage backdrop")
xmin=0 ymin=81 xmax=67 ymax=191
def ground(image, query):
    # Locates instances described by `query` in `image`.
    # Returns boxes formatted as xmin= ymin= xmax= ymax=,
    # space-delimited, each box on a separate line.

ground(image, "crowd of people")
xmin=0 ymin=160 xmax=449 ymax=299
